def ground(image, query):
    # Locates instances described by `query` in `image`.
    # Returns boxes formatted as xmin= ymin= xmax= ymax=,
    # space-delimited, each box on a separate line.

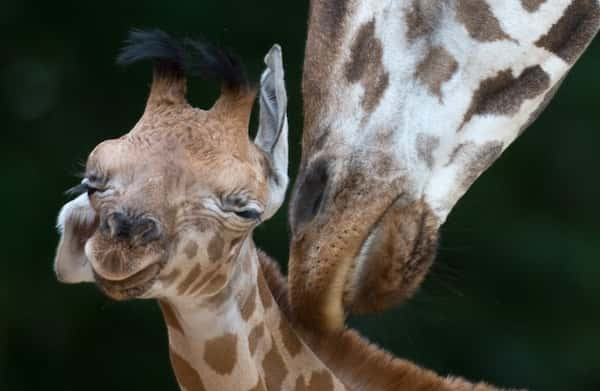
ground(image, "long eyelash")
xmin=65 ymin=182 xmax=89 ymax=196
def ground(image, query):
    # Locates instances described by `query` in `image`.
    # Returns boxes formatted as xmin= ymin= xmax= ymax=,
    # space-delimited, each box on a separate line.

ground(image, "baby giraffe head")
xmin=54 ymin=30 xmax=288 ymax=301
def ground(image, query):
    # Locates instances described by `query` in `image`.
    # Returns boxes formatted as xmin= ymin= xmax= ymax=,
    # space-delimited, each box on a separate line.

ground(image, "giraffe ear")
xmin=254 ymin=44 xmax=288 ymax=220
xmin=54 ymin=193 xmax=97 ymax=283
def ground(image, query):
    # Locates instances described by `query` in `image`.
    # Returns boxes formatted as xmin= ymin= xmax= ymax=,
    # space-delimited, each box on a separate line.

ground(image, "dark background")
xmin=2 ymin=1 xmax=599 ymax=390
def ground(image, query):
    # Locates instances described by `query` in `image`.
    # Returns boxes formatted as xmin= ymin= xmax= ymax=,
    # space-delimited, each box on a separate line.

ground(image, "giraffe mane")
xmin=257 ymin=250 xmax=496 ymax=391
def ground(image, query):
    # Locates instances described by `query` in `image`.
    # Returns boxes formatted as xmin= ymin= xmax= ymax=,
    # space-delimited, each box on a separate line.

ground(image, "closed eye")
xmin=234 ymin=209 xmax=261 ymax=220
xmin=223 ymin=194 xmax=263 ymax=221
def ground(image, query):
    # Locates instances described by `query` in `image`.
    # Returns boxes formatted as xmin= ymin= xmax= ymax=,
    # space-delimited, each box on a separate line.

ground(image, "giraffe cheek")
xmin=207 ymin=233 xmax=225 ymax=262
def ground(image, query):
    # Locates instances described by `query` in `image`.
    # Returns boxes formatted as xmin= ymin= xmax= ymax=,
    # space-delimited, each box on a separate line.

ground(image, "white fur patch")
xmin=57 ymin=193 xmax=96 ymax=233
xmin=54 ymin=193 xmax=96 ymax=283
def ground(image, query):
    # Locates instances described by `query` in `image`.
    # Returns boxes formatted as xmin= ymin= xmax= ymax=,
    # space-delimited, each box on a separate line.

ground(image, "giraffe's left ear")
xmin=254 ymin=44 xmax=288 ymax=220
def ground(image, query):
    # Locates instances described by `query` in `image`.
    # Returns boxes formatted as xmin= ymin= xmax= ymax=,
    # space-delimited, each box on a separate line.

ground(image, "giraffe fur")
xmin=288 ymin=0 xmax=600 ymax=331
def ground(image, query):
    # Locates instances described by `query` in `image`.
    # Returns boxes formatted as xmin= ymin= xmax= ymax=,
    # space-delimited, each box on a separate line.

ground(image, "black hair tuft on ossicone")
xmin=116 ymin=29 xmax=249 ymax=92
xmin=117 ymin=29 xmax=186 ymax=78
xmin=184 ymin=38 xmax=249 ymax=92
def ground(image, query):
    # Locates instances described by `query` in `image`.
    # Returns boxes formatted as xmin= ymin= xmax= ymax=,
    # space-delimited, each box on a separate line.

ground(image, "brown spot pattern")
xmin=248 ymin=323 xmax=265 ymax=356
xmin=203 ymin=333 xmax=238 ymax=375
xmin=521 ymin=0 xmax=545 ymax=12
xmin=314 ymin=0 xmax=349 ymax=41
xmin=460 ymin=141 xmax=504 ymax=191
xmin=311 ymin=130 xmax=329 ymax=152
xmin=518 ymin=75 xmax=566 ymax=136
xmin=446 ymin=143 xmax=467 ymax=166
xmin=240 ymin=286 xmax=257 ymax=321
xmin=461 ymin=65 xmax=550 ymax=129
xmin=404 ymin=1 xmax=440 ymax=43
xmin=262 ymin=340 xmax=288 ymax=390
xmin=415 ymin=46 xmax=458 ymax=100
xmin=279 ymin=316 xmax=303 ymax=357
xmin=456 ymin=0 xmax=512 ymax=42
xmin=184 ymin=240 xmax=199 ymax=259
xmin=344 ymin=19 xmax=390 ymax=112
xmin=208 ymin=283 xmax=233 ymax=307
xmin=535 ymin=0 xmax=600 ymax=63
xmin=159 ymin=301 xmax=184 ymax=335
xmin=198 ymin=273 xmax=227 ymax=296
xmin=294 ymin=370 xmax=335 ymax=391
xmin=169 ymin=349 xmax=206 ymax=391
xmin=257 ymin=272 xmax=273 ymax=309
xmin=187 ymin=268 xmax=218 ymax=295
xmin=375 ymin=154 xmax=396 ymax=178
xmin=160 ymin=268 xmax=181 ymax=285
xmin=416 ymin=133 xmax=440 ymax=169
xmin=207 ymin=233 xmax=225 ymax=262
xmin=177 ymin=264 xmax=202 ymax=295
xmin=364 ymin=72 xmax=389 ymax=113
xmin=229 ymin=234 xmax=244 ymax=249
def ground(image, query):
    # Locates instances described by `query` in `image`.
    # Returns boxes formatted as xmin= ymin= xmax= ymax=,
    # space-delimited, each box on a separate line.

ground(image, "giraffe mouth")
xmin=85 ymin=232 xmax=170 ymax=299
xmin=342 ymin=198 xmax=439 ymax=314
xmin=94 ymin=260 xmax=167 ymax=300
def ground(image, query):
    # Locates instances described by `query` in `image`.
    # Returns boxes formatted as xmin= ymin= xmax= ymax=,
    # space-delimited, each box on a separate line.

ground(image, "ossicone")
xmin=116 ymin=29 xmax=252 ymax=107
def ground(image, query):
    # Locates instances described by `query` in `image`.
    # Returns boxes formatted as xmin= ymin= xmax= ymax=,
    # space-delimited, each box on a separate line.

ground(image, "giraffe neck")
xmin=158 ymin=239 xmax=346 ymax=391
xmin=302 ymin=0 xmax=599 ymax=222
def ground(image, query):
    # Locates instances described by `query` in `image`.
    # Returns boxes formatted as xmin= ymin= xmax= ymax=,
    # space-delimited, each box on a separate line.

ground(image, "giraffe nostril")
xmin=103 ymin=212 xmax=162 ymax=244
xmin=106 ymin=212 xmax=133 ymax=241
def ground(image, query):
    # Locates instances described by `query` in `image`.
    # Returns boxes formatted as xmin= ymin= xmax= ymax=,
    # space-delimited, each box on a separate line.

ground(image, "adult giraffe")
xmin=288 ymin=0 xmax=600 ymax=332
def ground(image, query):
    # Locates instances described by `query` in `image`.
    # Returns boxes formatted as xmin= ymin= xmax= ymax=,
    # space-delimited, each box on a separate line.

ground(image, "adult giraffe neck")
xmin=158 ymin=238 xmax=346 ymax=391
xmin=290 ymin=0 xmax=600 ymax=330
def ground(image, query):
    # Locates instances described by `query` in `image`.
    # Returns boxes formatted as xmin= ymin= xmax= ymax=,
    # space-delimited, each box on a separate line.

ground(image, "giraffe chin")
xmin=85 ymin=235 xmax=170 ymax=300
xmin=94 ymin=261 xmax=166 ymax=301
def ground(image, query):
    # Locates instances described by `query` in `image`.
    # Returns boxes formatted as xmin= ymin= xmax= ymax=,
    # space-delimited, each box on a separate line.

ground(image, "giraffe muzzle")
xmin=102 ymin=212 xmax=163 ymax=245
xmin=84 ymin=212 xmax=169 ymax=299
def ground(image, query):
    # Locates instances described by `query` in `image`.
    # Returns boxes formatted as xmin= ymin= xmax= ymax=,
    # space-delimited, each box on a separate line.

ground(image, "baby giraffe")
xmin=54 ymin=31 xmax=508 ymax=390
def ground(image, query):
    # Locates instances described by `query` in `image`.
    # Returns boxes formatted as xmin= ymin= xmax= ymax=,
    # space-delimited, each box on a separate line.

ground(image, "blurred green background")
xmin=2 ymin=1 xmax=599 ymax=390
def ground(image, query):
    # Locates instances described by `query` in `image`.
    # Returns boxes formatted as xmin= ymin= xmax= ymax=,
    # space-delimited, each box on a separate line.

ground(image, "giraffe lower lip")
xmin=96 ymin=263 xmax=163 ymax=291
